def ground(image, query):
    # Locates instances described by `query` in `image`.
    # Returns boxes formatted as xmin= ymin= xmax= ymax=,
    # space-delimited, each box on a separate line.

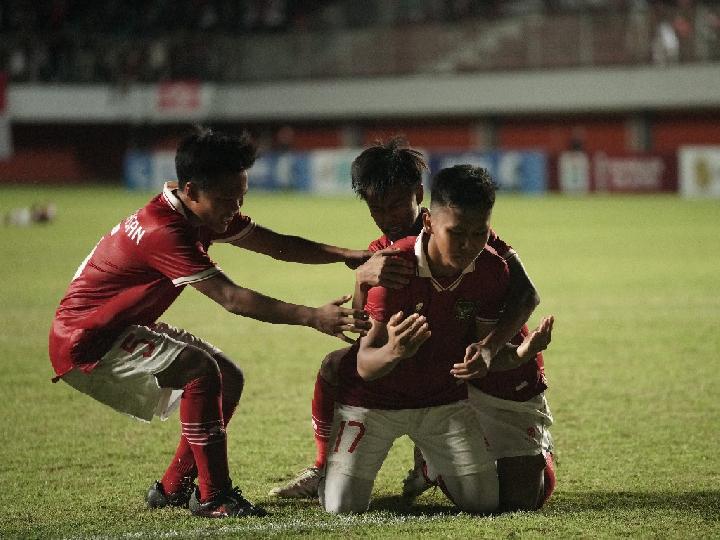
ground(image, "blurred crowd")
xmin=1 ymin=0 xmax=718 ymax=83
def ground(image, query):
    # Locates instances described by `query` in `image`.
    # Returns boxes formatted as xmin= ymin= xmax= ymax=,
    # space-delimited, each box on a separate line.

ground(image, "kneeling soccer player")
xmin=48 ymin=127 xmax=371 ymax=518
xmin=320 ymin=165 xmax=515 ymax=514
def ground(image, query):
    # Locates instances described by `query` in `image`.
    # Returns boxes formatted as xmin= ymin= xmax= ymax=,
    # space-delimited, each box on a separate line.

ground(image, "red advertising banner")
xmin=156 ymin=81 xmax=202 ymax=114
xmin=557 ymin=151 xmax=678 ymax=193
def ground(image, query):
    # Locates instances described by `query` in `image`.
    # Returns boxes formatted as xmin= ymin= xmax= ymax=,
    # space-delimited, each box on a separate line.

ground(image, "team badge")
xmin=414 ymin=302 xmax=424 ymax=313
xmin=453 ymin=300 xmax=476 ymax=321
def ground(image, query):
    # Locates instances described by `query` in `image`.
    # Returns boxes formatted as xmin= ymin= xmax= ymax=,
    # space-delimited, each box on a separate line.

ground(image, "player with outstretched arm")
xmin=48 ymin=127 xmax=371 ymax=519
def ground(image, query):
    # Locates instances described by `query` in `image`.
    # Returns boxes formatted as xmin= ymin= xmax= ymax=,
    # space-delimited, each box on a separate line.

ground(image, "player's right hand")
xmin=516 ymin=315 xmax=554 ymax=359
xmin=386 ymin=311 xmax=431 ymax=359
xmin=313 ymin=294 xmax=372 ymax=343
xmin=356 ymin=248 xmax=415 ymax=289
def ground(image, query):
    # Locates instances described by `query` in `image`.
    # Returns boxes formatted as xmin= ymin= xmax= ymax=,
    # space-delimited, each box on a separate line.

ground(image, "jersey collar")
xmin=161 ymin=181 xmax=189 ymax=219
xmin=414 ymin=231 xmax=479 ymax=292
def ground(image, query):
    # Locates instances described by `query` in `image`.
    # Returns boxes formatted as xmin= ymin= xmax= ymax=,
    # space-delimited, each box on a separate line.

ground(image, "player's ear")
xmin=183 ymin=181 xmax=202 ymax=202
xmin=415 ymin=184 xmax=424 ymax=205
xmin=422 ymin=211 xmax=432 ymax=234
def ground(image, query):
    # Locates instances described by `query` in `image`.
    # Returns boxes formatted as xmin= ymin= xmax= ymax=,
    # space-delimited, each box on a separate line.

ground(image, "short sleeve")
xmin=475 ymin=257 xmax=510 ymax=322
xmin=210 ymin=213 xmax=256 ymax=244
xmin=365 ymin=285 xmax=407 ymax=323
xmin=145 ymin=225 xmax=221 ymax=287
xmin=487 ymin=228 xmax=516 ymax=260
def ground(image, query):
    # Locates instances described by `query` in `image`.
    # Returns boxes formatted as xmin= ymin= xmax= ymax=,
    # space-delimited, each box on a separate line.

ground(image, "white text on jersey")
xmin=124 ymin=213 xmax=146 ymax=245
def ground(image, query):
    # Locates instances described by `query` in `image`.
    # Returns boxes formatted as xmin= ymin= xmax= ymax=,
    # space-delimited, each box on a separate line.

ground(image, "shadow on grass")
xmin=550 ymin=489 xmax=720 ymax=515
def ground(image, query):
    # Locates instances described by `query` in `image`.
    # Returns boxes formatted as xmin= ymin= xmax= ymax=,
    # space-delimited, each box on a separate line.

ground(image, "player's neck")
xmin=424 ymin=234 xmax=461 ymax=279
xmin=175 ymin=190 xmax=202 ymax=226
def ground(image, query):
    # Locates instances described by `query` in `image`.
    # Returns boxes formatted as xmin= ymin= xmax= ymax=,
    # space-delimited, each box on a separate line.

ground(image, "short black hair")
xmin=175 ymin=126 xmax=257 ymax=190
xmin=430 ymin=165 xmax=497 ymax=211
xmin=351 ymin=137 xmax=427 ymax=200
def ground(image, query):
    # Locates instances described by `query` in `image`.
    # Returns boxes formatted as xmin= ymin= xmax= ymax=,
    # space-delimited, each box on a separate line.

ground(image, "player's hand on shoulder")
xmin=386 ymin=311 xmax=431 ymax=359
xmin=517 ymin=315 xmax=554 ymax=359
xmin=451 ymin=343 xmax=493 ymax=380
xmin=344 ymin=250 xmax=372 ymax=270
xmin=313 ymin=294 xmax=371 ymax=343
xmin=356 ymin=248 xmax=415 ymax=289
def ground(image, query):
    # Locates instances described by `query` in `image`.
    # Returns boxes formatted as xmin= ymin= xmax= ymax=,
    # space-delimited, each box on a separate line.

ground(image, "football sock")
xmin=541 ymin=452 xmax=557 ymax=506
xmin=311 ymin=373 xmax=336 ymax=469
xmin=161 ymin=373 xmax=241 ymax=495
xmin=178 ymin=372 xmax=230 ymax=501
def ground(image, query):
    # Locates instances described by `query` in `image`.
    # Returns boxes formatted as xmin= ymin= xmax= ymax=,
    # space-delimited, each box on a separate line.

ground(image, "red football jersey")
xmin=48 ymin=182 xmax=255 ymax=378
xmin=339 ymin=233 xmax=510 ymax=410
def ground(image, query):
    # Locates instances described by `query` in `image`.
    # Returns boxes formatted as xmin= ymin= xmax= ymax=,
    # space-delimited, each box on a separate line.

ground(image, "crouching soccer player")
xmin=319 ymin=165 xmax=532 ymax=514
xmin=48 ymin=127 xmax=371 ymax=518
xmin=270 ymin=140 xmax=544 ymax=501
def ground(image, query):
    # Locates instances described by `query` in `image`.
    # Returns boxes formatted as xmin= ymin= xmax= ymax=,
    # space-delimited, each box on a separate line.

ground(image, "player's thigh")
xmin=411 ymin=402 xmax=498 ymax=513
xmin=62 ymin=325 xmax=188 ymax=421
xmin=319 ymin=346 xmax=352 ymax=385
xmin=152 ymin=321 xmax=242 ymax=395
xmin=497 ymin=454 xmax=546 ymax=511
xmin=322 ymin=405 xmax=405 ymax=513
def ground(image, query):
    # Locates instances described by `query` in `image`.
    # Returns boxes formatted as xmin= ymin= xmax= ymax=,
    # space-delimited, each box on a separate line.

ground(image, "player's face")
xmin=425 ymin=205 xmax=491 ymax=275
xmin=365 ymin=185 xmax=423 ymax=241
xmin=193 ymin=171 xmax=249 ymax=233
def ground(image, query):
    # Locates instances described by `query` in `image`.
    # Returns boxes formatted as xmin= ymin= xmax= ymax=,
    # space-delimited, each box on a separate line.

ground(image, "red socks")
xmin=165 ymin=372 xmax=230 ymax=501
xmin=311 ymin=373 xmax=337 ymax=469
xmin=541 ymin=452 xmax=557 ymax=507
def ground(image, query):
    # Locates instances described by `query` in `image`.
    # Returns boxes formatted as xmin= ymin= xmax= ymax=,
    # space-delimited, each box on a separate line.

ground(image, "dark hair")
xmin=430 ymin=165 xmax=497 ymax=211
xmin=351 ymin=137 xmax=427 ymax=200
xmin=175 ymin=126 xmax=257 ymax=190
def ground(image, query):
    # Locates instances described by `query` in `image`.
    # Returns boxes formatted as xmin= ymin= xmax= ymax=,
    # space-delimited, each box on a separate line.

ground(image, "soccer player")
xmin=270 ymin=139 xmax=544 ymax=500
xmin=319 ymin=165 xmax=539 ymax=514
xmin=48 ymin=127 xmax=372 ymax=519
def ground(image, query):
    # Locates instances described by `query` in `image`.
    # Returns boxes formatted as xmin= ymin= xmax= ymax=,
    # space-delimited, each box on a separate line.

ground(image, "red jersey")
xmin=469 ymin=326 xmax=548 ymax=402
xmin=339 ymin=233 xmax=510 ymax=410
xmin=48 ymin=182 xmax=255 ymax=378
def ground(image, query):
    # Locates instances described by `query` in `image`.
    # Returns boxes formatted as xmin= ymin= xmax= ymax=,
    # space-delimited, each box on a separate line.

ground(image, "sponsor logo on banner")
xmin=592 ymin=153 xmax=676 ymax=193
xmin=155 ymin=81 xmax=211 ymax=119
xmin=679 ymin=146 xmax=720 ymax=198
xmin=309 ymin=149 xmax=360 ymax=195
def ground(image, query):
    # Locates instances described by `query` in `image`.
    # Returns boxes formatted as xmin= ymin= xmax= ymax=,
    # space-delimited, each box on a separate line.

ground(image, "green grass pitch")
xmin=1 ymin=186 xmax=719 ymax=538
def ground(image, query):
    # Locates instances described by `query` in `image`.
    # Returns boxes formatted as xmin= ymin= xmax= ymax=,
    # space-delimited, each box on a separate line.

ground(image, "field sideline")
xmin=1 ymin=186 xmax=719 ymax=538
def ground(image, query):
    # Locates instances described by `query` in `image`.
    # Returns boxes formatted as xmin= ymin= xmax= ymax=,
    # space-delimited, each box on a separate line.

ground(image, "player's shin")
xmin=312 ymin=373 xmax=337 ymax=468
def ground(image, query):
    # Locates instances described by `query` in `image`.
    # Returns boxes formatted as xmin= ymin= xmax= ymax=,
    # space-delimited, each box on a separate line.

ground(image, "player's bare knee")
xmin=497 ymin=454 xmax=545 ymax=512
xmin=215 ymin=353 xmax=244 ymax=402
xmin=319 ymin=347 xmax=347 ymax=385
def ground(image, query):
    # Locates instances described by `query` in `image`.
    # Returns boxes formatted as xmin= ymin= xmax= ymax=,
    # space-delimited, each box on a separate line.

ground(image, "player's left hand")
xmin=344 ymin=250 xmax=373 ymax=270
xmin=451 ymin=343 xmax=493 ymax=380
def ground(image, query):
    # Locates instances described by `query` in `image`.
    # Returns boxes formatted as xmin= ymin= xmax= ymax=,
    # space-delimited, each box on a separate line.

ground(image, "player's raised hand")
xmin=386 ymin=311 xmax=431 ymax=359
xmin=451 ymin=343 xmax=493 ymax=380
xmin=355 ymin=248 xmax=415 ymax=289
xmin=516 ymin=315 xmax=554 ymax=359
xmin=313 ymin=294 xmax=371 ymax=343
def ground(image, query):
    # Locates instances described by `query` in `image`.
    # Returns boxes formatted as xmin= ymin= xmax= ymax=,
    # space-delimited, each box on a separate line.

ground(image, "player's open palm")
xmin=517 ymin=315 xmax=554 ymax=359
xmin=314 ymin=294 xmax=372 ymax=343
xmin=386 ymin=311 xmax=431 ymax=359
xmin=451 ymin=343 xmax=492 ymax=380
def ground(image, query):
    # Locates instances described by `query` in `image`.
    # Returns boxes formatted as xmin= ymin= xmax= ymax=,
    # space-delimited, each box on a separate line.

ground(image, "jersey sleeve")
xmin=210 ymin=213 xmax=256 ymax=244
xmin=475 ymin=257 xmax=510 ymax=323
xmin=145 ymin=225 xmax=222 ymax=287
xmin=364 ymin=284 xmax=407 ymax=323
xmin=487 ymin=228 xmax=516 ymax=260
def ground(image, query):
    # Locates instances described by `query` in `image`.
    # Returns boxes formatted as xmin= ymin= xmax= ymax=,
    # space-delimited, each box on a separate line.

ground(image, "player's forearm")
xmin=262 ymin=233 xmax=360 ymax=265
xmin=357 ymin=343 xmax=402 ymax=381
xmin=483 ymin=257 xmax=539 ymax=357
xmin=223 ymin=286 xmax=314 ymax=327
xmin=487 ymin=344 xmax=526 ymax=372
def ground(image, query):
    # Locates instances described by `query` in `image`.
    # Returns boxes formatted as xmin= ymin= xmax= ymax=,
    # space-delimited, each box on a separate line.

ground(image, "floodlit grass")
xmin=1 ymin=185 xmax=719 ymax=538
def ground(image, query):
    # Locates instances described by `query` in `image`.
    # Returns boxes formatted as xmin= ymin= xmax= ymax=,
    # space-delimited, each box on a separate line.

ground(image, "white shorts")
xmin=62 ymin=323 xmax=221 ymax=422
xmin=327 ymin=401 xmax=495 ymax=482
xmin=468 ymin=385 xmax=554 ymax=460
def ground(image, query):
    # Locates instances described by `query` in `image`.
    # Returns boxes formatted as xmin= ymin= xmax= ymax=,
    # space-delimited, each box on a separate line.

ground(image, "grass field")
xmin=1 ymin=186 xmax=719 ymax=539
